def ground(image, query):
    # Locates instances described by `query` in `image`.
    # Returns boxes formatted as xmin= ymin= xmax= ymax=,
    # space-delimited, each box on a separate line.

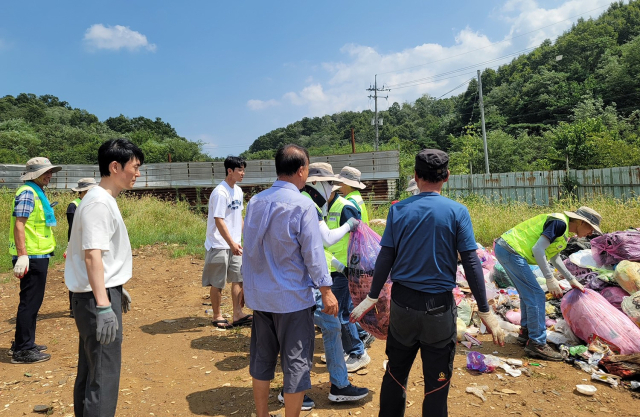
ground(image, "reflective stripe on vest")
xmin=71 ymin=198 xmax=81 ymax=207
xmin=9 ymin=184 xmax=56 ymax=256
xmin=345 ymin=190 xmax=369 ymax=224
xmin=326 ymin=196 xmax=356 ymax=271
xmin=501 ymin=213 xmax=569 ymax=265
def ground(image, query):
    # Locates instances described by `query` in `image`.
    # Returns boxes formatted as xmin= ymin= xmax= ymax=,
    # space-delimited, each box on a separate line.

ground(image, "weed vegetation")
xmin=1 ymin=187 xmax=638 ymax=273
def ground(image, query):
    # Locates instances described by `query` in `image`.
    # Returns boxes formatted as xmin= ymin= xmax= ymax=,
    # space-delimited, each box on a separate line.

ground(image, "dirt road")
xmin=1 ymin=246 xmax=637 ymax=416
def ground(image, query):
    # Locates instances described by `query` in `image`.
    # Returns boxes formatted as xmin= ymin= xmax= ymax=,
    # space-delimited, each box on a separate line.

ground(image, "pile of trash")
xmin=454 ymin=230 xmax=640 ymax=391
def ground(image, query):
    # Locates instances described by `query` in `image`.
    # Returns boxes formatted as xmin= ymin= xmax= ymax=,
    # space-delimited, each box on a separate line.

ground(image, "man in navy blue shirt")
xmin=351 ymin=149 xmax=504 ymax=417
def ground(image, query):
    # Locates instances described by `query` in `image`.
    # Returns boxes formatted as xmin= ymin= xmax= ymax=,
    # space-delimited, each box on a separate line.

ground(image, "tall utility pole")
xmin=367 ymin=75 xmax=389 ymax=151
xmin=477 ymin=70 xmax=490 ymax=174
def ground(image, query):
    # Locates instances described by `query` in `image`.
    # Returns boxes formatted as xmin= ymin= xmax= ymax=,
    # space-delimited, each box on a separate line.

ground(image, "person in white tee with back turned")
xmin=202 ymin=156 xmax=252 ymax=329
xmin=65 ymin=138 xmax=144 ymax=417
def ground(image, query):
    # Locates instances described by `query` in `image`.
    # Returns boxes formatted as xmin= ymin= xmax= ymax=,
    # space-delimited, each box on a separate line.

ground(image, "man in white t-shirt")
xmin=65 ymin=138 xmax=144 ymax=417
xmin=202 ymin=156 xmax=251 ymax=329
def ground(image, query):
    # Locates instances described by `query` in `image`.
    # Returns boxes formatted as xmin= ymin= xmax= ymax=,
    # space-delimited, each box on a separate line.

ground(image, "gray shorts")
xmin=202 ymin=248 xmax=243 ymax=289
xmin=249 ymin=307 xmax=315 ymax=393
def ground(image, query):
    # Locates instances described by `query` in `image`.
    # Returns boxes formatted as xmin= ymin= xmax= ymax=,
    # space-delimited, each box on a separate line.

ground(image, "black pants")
xmin=72 ymin=286 xmax=123 ymax=417
xmin=379 ymin=285 xmax=456 ymax=417
xmin=13 ymin=257 xmax=49 ymax=352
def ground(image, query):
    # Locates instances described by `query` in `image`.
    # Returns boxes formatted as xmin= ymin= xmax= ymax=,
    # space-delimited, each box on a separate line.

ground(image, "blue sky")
xmin=0 ymin=0 xmax=620 ymax=157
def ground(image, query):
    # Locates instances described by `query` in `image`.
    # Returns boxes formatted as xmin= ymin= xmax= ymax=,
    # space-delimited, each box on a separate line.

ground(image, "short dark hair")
xmin=98 ymin=138 xmax=145 ymax=177
xmin=224 ymin=156 xmax=247 ymax=176
xmin=275 ymin=144 xmax=309 ymax=176
xmin=415 ymin=167 xmax=449 ymax=184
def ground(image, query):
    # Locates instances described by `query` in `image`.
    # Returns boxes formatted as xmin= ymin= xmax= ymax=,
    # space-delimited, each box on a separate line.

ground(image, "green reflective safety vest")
xmin=71 ymin=198 xmax=81 ymax=208
xmin=301 ymin=191 xmax=334 ymax=270
xmin=326 ymin=196 xmax=356 ymax=272
xmin=501 ymin=213 xmax=570 ymax=265
xmin=345 ymin=190 xmax=369 ymax=225
xmin=9 ymin=184 xmax=56 ymax=256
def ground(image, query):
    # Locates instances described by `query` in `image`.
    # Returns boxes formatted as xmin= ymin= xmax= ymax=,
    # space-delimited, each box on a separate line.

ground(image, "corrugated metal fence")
xmin=0 ymin=151 xmax=399 ymax=206
xmin=442 ymin=166 xmax=640 ymax=205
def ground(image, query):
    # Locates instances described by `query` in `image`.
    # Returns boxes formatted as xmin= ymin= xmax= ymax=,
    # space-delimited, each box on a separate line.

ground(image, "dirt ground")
xmin=1 ymin=245 xmax=638 ymax=417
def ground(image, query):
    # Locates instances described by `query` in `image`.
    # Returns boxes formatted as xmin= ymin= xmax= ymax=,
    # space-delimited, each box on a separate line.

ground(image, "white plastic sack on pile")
xmin=621 ymin=291 xmax=640 ymax=327
xmin=569 ymin=249 xmax=600 ymax=270
xmin=554 ymin=319 xmax=583 ymax=346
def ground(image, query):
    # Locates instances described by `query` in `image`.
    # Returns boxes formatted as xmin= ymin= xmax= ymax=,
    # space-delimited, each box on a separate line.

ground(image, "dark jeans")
xmin=72 ymin=286 xmax=123 ymax=417
xmin=331 ymin=272 xmax=365 ymax=356
xmin=379 ymin=286 xmax=456 ymax=417
xmin=13 ymin=257 xmax=49 ymax=352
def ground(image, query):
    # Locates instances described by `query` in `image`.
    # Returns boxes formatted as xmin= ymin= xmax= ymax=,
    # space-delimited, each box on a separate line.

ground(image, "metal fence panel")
xmin=442 ymin=166 xmax=640 ymax=205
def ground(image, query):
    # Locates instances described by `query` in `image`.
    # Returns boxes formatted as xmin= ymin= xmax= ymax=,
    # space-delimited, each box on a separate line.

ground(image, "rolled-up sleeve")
xmin=299 ymin=205 xmax=333 ymax=288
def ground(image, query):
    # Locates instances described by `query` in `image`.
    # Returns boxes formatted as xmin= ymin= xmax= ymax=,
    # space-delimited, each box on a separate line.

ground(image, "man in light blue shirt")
xmin=242 ymin=144 xmax=339 ymax=417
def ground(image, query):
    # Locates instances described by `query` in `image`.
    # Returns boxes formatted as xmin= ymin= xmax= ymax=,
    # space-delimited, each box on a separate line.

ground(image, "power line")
xmin=386 ymin=47 xmax=537 ymax=89
xmin=377 ymin=4 xmax=612 ymax=76
xmin=438 ymin=78 xmax=474 ymax=99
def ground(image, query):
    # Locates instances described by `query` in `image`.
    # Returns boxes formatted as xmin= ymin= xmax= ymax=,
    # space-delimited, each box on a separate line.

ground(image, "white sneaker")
xmin=345 ymin=351 xmax=370 ymax=372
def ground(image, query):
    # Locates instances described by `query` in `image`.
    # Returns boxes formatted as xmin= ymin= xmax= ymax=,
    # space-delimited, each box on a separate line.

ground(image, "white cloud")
xmin=83 ymin=24 xmax=156 ymax=52
xmin=247 ymin=99 xmax=279 ymax=111
xmin=500 ymin=0 xmax=618 ymax=47
xmin=260 ymin=0 xmax=618 ymax=118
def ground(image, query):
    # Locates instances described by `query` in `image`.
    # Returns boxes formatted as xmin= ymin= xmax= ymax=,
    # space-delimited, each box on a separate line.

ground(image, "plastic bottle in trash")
xmin=205 ymin=309 xmax=213 ymax=316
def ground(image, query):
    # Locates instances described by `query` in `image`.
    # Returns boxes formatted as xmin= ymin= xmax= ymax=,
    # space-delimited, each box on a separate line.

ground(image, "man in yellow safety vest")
xmin=8 ymin=157 xmax=62 ymax=364
xmin=306 ymin=163 xmax=371 ymax=373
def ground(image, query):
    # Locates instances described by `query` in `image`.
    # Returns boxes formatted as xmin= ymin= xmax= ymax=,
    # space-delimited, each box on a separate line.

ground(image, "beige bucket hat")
xmin=20 ymin=157 xmax=62 ymax=181
xmin=564 ymin=206 xmax=603 ymax=234
xmin=336 ymin=166 xmax=366 ymax=190
xmin=405 ymin=178 xmax=418 ymax=192
xmin=72 ymin=177 xmax=98 ymax=192
xmin=306 ymin=162 xmax=340 ymax=183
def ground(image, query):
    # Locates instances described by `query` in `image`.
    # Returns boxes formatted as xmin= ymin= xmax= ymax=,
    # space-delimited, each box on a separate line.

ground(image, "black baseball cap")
xmin=415 ymin=149 xmax=449 ymax=173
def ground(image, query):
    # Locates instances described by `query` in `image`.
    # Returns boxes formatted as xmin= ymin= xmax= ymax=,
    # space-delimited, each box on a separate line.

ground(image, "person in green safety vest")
xmin=8 ymin=157 xmax=62 ymax=364
xmin=494 ymin=206 xmax=603 ymax=361
xmin=297 ymin=189 xmax=369 ymax=406
xmin=305 ymin=162 xmax=372 ymax=373
xmin=336 ymin=166 xmax=369 ymax=225
xmin=65 ymin=178 xmax=98 ymax=317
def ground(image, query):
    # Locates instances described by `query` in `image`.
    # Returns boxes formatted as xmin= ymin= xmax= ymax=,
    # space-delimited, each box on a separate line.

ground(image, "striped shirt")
xmin=11 ymin=189 xmax=53 ymax=260
xmin=242 ymin=180 xmax=333 ymax=313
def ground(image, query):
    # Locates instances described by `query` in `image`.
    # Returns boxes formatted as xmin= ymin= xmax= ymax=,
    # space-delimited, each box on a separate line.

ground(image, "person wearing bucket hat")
xmin=405 ymin=178 xmax=419 ymax=195
xmin=8 ymin=157 xmax=62 ymax=364
xmin=64 ymin=178 xmax=98 ymax=317
xmin=337 ymin=166 xmax=370 ymax=225
xmin=495 ymin=206 xmax=602 ymax=361
xmin=304 ymin=163 xmax=372 ymax=373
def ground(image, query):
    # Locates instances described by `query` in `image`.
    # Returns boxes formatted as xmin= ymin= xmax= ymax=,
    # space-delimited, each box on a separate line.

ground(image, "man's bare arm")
xmin=85 ymin=249 xmax=110 ymax=306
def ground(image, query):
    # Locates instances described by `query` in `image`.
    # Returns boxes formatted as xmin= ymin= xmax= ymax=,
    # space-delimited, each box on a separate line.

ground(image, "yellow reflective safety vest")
xmin=9 ymin=184 xmax=56 ymax=255
xmin=301 ymin=191 xmax=334 ymax=270
xmin=71 ymin=198 xmax=81 ymax=208
xmin=326 ymin=196 xmax=356 ymax=272
xmin=501 ymin=213 xmax=570 ymax=265
xmin=345 ymin=190 xmax=369 ymax=225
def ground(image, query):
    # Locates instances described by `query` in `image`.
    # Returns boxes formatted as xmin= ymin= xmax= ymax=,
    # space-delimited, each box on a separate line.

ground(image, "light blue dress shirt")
xmin=242 ymin=180 xmax=333 ymax=314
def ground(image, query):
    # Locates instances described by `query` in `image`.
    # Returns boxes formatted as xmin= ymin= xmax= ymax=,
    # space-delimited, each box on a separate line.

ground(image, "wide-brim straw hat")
xmin=405 ymin=178 xmax=418 ymax=192
xmin=336 ymin=166 xmax=366 ymax=189
xmin=72 ymin=177 xmax=98 ymax=192
xmin=306 ymin=162 xmax=340 ymax=183
xmin=564 ymin=206 xmax=603 ymax=234
xmin=20 ymin=157 xmax=62 ymax=181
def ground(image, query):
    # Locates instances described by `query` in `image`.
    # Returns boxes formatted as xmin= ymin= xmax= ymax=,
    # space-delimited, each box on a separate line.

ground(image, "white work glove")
xmin=478 ymin=311 xmax=505 ymax=346
xmin=13 ymin=255 xmax=29 ymax=279
xmin=330 ymin=257 xmax=345 ymax=274
xmin=349 ymin=295 xmax=378 ymax=323
xmin=346 ymin=218 xmax=361 ymax=232
xmin=96 ymin=304 xmax=119 ymax=345
xmin=122 ymin=288 xmax=132 ymax=314
xmin=568 ymin=278 xmax=585 ymax=293
xmin=546 ymin=277 xmax=563 ymax=298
